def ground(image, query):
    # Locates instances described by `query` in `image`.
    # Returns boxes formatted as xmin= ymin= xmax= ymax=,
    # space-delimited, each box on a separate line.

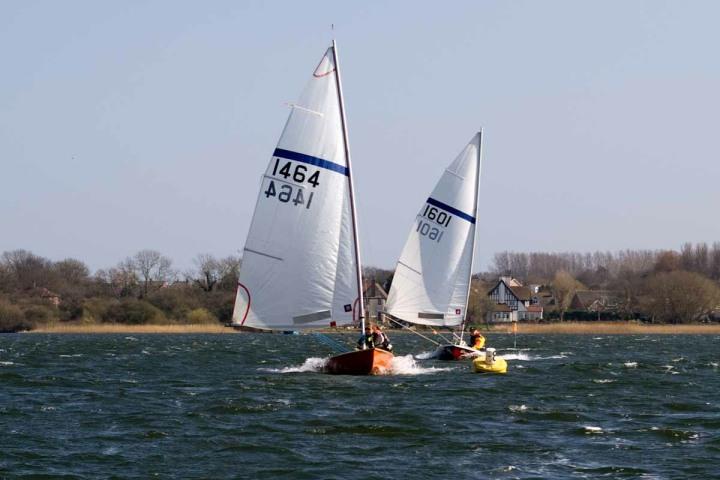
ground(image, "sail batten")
xmin=385 ymin=133 xmax=482 ymax=328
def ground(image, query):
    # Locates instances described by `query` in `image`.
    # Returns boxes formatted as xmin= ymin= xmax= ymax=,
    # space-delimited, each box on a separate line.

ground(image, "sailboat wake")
xmin=502 ymin=352 xmax=567 ymax=361
xmin=413 ymin=351 xmax=437 ymax=360
xmin=263 ymin=355 xmax=449 ymax=375
xmin=262 ymin=357 xmax=329 ymax=373
xmin=388 ymin=354 xmax=452 ymax=375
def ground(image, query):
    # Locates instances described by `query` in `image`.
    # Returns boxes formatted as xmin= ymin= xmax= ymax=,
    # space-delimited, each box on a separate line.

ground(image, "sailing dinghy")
xmin=231 ymin=42 xmax=393 ymax=375
xmin=385 ymin=132 xmax=487 ymax=360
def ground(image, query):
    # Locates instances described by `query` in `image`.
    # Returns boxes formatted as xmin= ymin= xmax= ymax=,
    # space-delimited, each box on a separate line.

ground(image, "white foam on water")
xmin=389 ymin=354 xmax=451 ymax=375
xmin=624 ymin=362 xmax=638 ymax=368
xmin=59 ymin=354 xmax=83 ymax=358
xmin=584 ymin=425 xmax=603 ymax=433
xmin=709 ymin=362 xmax=719 ymax=368
xmin=413 ymin=350 xmax=436 ymax=360
xmin=0 ymin=361 xmax=14 ymax=366
xmin=503 ymin=352 xmax=531 ymax=361
xmin=593 ymin=379 xmax=615 ymax=384
xmin=124 ymin=336 xmax=138 ymax=341
xmin=508 ymin=404 xmax=528 ymax=412
xmin=503 ymin=352 xmax=566 ymax=361
xmin=261 ymin=357 xmax=328 ymax=373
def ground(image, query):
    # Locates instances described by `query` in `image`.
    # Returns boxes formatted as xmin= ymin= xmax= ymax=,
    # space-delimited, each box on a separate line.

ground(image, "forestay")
xmin=385 ymin=133 xmax=482 ymax=327
xmin=232 ymin=47 xmax=359 ymax=330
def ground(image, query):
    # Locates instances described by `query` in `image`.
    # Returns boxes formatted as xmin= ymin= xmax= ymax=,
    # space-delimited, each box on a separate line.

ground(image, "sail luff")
xmin=460 ymin=130 xmax=483 ymax=341
xmin=331 ymin=40 xmax=365 ymax=332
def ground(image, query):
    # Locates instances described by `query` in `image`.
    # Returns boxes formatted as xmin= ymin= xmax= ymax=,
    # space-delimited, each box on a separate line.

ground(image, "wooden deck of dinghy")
xmin=325 ymin=348 xmax=394 ymax=375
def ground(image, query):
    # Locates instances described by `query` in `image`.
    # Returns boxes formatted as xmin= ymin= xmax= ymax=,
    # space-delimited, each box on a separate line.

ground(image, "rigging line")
xmin=386 ymin=316 xmax=441 ymax=346
xmin=312 ymin=332 xmax=350 ymax=354
xmin=432 ymin=329 xmax=456 ymax=345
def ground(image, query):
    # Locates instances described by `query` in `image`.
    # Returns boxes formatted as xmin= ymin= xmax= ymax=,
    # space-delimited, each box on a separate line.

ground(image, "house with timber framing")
xmin=487 ymin=276 xmax=544 ymax=322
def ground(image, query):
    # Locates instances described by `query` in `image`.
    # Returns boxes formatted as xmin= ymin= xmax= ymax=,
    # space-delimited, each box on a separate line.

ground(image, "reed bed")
xmin=27 ymin=321 xmax=720 ymax=335
xmin=490 ymin=321 xmax=720 ymax=335
xmin=30 ymin=323 xmax=236 ymax=334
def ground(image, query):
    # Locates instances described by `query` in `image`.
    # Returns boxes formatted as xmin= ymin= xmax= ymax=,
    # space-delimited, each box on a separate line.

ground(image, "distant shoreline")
xmin=487 ymin=321 xmax=720 ymax=335
xmin=23 ymin=321 xmax=720 ymax=335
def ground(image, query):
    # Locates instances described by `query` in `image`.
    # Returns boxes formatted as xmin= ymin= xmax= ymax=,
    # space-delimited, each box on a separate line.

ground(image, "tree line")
xmin=1 ymin=242 xmax=719 ymax=332
xmin=490 ymin=242 xmax=720 ymax=324
xmin=0 ymin=249 xmax=240 ymax=332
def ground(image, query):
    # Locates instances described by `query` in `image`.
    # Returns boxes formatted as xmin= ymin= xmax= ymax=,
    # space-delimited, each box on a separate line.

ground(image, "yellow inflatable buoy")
xmin=472 ymin=347 xmax=507 ymax=374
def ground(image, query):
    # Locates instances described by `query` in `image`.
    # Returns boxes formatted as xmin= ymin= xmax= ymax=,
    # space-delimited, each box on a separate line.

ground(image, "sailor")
xmin=469 ymin=329 xmax=485 ymax=350
xmin=357 ymin=326 xmax=375 ymax=350
xmin=372 ymin=325 xmax=393 ymax=351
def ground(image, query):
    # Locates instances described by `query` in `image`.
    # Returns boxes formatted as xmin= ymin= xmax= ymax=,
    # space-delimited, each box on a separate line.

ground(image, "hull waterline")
xmin=325 ymin=348 xmax=394 ymax=375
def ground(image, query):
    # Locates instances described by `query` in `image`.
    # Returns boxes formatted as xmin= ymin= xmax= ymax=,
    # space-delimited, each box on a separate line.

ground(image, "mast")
xmin=460 ymin=130 xmax=483 ymax=343
xmin=331 ymin=40 xmax=366 ymax=333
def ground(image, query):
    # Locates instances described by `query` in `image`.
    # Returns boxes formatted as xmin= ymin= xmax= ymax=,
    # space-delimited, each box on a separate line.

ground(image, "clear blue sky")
xmin=2 ymin=0 xmax=719 ymax=273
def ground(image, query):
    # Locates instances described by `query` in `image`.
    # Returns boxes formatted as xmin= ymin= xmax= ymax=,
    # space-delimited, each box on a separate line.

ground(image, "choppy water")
xmin=1 ymin=333 xmax=719 ymax=479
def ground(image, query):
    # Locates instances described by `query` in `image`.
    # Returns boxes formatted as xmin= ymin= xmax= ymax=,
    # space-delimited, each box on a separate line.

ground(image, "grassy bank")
xmin=24 ymin=321 xmax=720 ymax=335
xmin=29 ymin=323 xmax=235 ymax=334
xmin=485 ymin=321 xmax=720 ymax=335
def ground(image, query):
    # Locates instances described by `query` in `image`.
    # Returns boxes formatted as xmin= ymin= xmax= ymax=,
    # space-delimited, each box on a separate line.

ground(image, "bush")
xmin=202 ymin=290 xmax=235 ymax=323
xmin=186 ymin=308 xmax=218 ymax=324
xmin=59 ymin=295 xmax=84 ymax=321
xmin=0 ymin=302 xmax=34 ymax=332
xmin=82 ymin=297 xmax=119 ymax=323
xmin=146 ymin=286 xmax=201 ymax=319
xmin=23 ymin=305 xmax=53 ymax=324
xmin=103 ymin=299 xmax=166 ymax=324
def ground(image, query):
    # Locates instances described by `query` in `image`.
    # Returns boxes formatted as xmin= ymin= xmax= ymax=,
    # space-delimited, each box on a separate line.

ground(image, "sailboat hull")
xmin=435 ymin=344 xmax=483 ymax=361
xmin=325 ymin=348 xmax=394 ymax=375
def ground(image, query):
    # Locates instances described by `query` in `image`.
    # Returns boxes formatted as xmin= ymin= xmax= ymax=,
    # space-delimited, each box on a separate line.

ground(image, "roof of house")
xmin=526 ymin=305 xmax=543 ymax=313
xmin=572 ymin=290 xmax=621 ymax=308
xmin=35 ymin=287 xmax=60 ymax=298
xmin=509 ymin=286 xmax=532 ymax=301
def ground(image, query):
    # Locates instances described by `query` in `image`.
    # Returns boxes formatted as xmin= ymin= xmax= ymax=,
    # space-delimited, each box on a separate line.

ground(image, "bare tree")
xmin=191 ymin=254 xmax=221 ymax=292
xmin=551 ymin=270 xmax=585 ymax=321
xmin=645 ymin=271 xmax=720 ymax=323
xmin=217 ymin=255 xmax=241 ymax=291
xmin=654 ymin=250 xmax=681 ymax=273
xmin=710 ymin=242 xmax=720 ymax=280
xmin=1 ymin=250 xmax=53 ymax=290
xmin=131 ymin=250 xmax=174 ymax=297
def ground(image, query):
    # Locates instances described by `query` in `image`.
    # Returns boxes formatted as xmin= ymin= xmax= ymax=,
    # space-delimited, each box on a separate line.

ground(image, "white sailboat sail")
xmin=385 ymin=132 xmax=482 ymax=327
xmin=231 ymin=46 xmax=361 ymax=330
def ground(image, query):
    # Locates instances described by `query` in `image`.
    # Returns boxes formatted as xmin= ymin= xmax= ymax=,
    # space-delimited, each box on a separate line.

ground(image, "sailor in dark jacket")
xmin=357 ymin=326 xmax=375 ymax=350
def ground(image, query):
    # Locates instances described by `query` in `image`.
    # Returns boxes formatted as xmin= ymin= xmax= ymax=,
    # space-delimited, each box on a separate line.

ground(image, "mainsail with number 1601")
xmin=385 ymin=132 xmax=483 ymax=359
